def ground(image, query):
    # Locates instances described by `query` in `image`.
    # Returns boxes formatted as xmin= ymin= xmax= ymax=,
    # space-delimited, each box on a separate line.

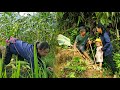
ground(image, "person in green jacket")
xmin=73 ymin=26 xmax=92 ymax=61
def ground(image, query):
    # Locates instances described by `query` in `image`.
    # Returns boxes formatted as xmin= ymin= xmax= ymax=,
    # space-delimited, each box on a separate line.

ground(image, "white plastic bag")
xmin=57 ymin=34 xmax=72 ymax=46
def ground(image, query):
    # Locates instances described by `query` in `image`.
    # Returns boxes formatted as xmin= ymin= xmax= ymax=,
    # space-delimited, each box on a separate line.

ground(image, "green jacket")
xmin=75 ymin=32 xmax=89 ymax=47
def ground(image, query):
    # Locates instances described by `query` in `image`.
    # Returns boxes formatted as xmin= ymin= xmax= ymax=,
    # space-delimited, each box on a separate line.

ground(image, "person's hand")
xmin=88 ymin=40 xmax=92 ymax=44
xmin=93 ymin=40 xmax=96 ymax=43
xmin=73 ymin=48 xmax=78 ymax=52
xmin=73 ymin=45 xmax=77 ymax=51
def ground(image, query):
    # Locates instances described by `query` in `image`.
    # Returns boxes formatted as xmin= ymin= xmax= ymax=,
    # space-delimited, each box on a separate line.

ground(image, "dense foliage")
xmin=0 ymin=12 xmax=120 ymax=78
xmin=0 ymin=12 xmax=57 ymax=78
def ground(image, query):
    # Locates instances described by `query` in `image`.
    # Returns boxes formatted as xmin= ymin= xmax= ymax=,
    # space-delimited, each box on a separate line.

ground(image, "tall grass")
xmin=38 ymin=60 xmax=48 ymax=78
xmin=33 ymin=42 xmax=48 ymax=78
xmin=3 ymin=69 xmax=7 ymax=78
xmin=0 ymin=58 xmax=3 ymax=78
xmin=33 ymin=42 xmax=39 ymax=78
xmin=43 ymin=51 xmax=56 ymax=78
xmin=16 ymin=61 xmax=21 ymax=78
xmin=11 ymin=57 xmax=21 ymax=78
xmin=0 ymin=58 xmax=7 ymax=78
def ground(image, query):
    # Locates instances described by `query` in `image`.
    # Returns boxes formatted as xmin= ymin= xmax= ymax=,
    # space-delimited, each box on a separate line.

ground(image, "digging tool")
xmin=88 ymin=38 xmax=96 ymax=64
xmin=77 ymin=49 xmax=86 ymax=59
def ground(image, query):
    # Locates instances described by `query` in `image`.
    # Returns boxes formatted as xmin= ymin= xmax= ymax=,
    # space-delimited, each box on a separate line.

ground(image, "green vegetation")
xmin=0 ymin=12 xmax=57 ymax=78
xmin=63 ymin=57 xmax=87 ymax=78
xmin=0 ymin=12 xmax=120 ymax=78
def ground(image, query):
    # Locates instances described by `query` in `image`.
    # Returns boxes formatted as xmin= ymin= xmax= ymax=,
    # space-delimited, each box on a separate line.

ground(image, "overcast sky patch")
xmin=19 ymin=12 xmax=37 ymax=17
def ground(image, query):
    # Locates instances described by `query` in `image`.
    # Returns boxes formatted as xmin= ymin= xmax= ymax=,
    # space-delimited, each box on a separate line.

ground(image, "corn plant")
xmin=38 ymin=60 xmax=48 ymax=78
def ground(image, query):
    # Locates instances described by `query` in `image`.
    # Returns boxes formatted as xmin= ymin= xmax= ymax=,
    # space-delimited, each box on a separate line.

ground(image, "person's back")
xmin=4 ymin=38 xmax=35 ymax=69
xmin=9 ymin=40 xmax=34 ymax=62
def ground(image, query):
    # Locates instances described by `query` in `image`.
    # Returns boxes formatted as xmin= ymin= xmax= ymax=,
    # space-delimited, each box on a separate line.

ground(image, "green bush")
xmin=113 ymin=53 xmax=120 ymax=76
xmin=63 ymin=56 xmax=87 ymax=78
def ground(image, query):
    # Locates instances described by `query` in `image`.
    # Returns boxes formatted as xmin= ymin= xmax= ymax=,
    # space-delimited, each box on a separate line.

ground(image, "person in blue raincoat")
xmin=96 ymin=22 xmax=117 ymax=78
xmin=3 ymin=37 xmax=50 ymax=73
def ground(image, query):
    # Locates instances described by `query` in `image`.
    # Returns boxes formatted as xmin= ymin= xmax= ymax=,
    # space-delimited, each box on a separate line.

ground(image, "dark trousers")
xmin=3 ymin=45 xmax=24 ymax=65
xmin=104 ymin=54 xmax=116 ymax=75
xmin=77 ymin=45 xmax=85 ymax=53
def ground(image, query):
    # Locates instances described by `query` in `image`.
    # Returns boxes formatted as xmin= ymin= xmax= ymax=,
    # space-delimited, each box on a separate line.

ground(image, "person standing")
xmin=96 ymin=22 xmax=117 ymax=78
